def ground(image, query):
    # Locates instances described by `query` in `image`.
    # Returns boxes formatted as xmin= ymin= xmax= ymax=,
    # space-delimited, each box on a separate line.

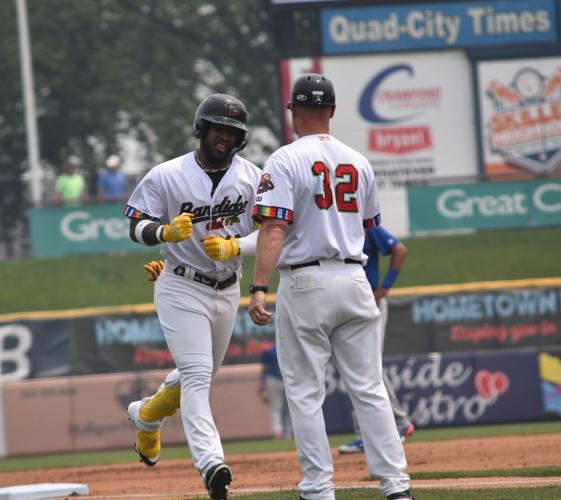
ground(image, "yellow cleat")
xmin=128 ymin=400 xmax=161 ymax=466
xmin=135 ymin=429 xmax=161 ymax=467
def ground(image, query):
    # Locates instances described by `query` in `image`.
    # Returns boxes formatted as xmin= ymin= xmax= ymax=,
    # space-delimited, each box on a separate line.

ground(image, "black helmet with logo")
xmin=193 ymin=94 xmax=248 ymax=154
xmin=287 ymin=73 xmax=336 ymax=108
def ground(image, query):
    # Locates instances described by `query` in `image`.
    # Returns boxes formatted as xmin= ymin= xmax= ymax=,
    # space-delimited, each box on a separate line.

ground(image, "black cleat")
xmin=205 ymin=463 xmax=232 ymax=499
xmin=134 ymin=444 xmax=158 ymax=467
xmin=387 ymin=490 xmax=415 ymax=500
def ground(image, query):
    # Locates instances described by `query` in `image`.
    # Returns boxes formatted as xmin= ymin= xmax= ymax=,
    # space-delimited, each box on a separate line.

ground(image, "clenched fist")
xmin=200 ymin=235 xmax=240 ymax=260
xmin=161 ymin=212 xmax=193 ymax=242
xmin=144 ymin=260 xmax=164 ymax=282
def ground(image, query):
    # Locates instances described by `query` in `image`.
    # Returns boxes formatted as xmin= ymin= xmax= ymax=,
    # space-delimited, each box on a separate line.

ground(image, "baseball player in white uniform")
xmin=248 ymin=74 xmax=413 ymax=500
xmin=124 ymin=94 xmax=261 ymax=500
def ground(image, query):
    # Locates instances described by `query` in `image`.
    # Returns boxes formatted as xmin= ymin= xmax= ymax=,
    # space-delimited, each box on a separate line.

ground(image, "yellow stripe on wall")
xmin=1 ymin=278 xmax=560 ymax=323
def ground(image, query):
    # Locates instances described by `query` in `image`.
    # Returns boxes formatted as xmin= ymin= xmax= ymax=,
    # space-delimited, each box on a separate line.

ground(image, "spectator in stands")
xmin=55 ymin=157 xmax=86 ymax=206
xmin=98 ymin=154 xmax=127 ymax=201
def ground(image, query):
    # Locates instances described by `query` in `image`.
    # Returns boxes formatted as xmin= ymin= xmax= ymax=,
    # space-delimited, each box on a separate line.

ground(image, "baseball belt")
xmin=172 ymin=265 xmax=237 ymax=290
xmin=289 ymin=258 xmax=362 ymax=270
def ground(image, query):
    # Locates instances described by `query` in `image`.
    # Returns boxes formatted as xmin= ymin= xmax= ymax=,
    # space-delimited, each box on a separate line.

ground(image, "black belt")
xmin=290 ymin=258 xmax=362 ymax=270
xmin=173 ymin=266 xmax=237 ymax=290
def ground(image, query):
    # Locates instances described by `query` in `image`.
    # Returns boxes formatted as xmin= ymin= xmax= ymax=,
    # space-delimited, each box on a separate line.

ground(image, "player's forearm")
xmin=253 ymin=220 xmax=286 ymax=286
xmin=129 ymin=219 xmax=162 ymax=246
xmin=389 ymin=242 xmax=407 ymax=272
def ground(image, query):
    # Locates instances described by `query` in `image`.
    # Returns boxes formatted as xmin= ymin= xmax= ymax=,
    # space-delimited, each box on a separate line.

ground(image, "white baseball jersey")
xmin=125 ymin=152 xmax=261 ymax=274
xmin=253 ymin=134 xmax=380 ymax=267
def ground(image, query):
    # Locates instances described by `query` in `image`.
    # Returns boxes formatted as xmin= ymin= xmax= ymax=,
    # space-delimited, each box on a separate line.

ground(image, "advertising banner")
xmin=384 ymin=349 xmax=543 ymax=427
xmin=3 ymin=283 xmax=561 ymax=379
xmin=0 ymin=321 xmax=71 ymax=382
xmin=321 ymin=0 xmax=557 ymax=54
xmin=323 ymin=348 xmax=544 ymax=431
xmin=72 ymin=308 xmax=277 ymax=374
xmin=478 ymin=55 xmax=561 ymax=177
xmin=386 ymin=287 xmax=561 ymax=355
xmin=29 ymin=202 xmax=147 ymax=257
xmin=281 ymin=52 xmax=478 ymax=191
xmin=539 ymin=348 xmax=561 ymax=418
xmin=407 ymin=177 xmax=561 ymax=232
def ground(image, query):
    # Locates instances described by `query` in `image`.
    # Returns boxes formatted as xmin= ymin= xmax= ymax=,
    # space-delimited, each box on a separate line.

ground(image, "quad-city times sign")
xmin=29 ymin=202 xmax=146 ymax=256
xmin=407 ymin=178 xmax=561 ymax=232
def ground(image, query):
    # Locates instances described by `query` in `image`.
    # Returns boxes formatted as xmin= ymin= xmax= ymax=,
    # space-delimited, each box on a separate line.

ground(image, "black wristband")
xmin=249 ymin=284 xmax=268 ymax=294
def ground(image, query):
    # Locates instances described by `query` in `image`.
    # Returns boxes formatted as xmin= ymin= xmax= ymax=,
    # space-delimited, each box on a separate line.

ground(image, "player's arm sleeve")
xmin=367 ymin=226 xmax=400 ymax=256
xmin=253 ymin=155 xmax=294 ymax=224
xmin=367 ymin=226 xmax=406 ymax=289
xmin=129 ymin=219 xmax=162 ymax=246
xmin=237 ymin=229 xmax=259 ymax=256
xmin=124 ymin=168 xmax=165 ymax=246
xmin=362 ymin=164 xmax=381 ymax=228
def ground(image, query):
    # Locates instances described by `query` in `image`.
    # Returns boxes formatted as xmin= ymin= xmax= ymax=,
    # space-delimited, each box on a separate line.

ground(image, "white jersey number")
xmin=312 ymin=162 xmax=358 ymax=212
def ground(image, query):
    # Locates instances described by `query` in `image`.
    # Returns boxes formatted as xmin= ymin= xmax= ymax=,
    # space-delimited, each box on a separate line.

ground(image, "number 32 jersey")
xmin=253 ymin=134 xmax=381 ymax=268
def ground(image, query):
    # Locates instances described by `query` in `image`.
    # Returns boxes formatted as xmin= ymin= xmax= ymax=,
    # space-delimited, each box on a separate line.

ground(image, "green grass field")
xmin=1 ymin=422 xmax=560 ymax=500
xmin=2 ymin=226 xmax=561 ymax=314
xmin=1 ymin=421 xmax=559 ymax=472
xmin=218 ymin=488 xmax=561 ymax=499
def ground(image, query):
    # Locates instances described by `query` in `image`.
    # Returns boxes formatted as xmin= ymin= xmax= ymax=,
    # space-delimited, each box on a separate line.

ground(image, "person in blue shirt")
xmin=338 ymin=225 xmax=414 ymax=454
xmin=258 ymin=343 xmax=292 ymax=440
xmin=98 ymin=154 xmax=128 ymax=200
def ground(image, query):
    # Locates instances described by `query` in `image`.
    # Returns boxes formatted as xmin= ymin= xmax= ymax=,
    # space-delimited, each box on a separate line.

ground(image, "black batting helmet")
xmin=193 ymin=94 xmax=248 ymax=154
xmin=287 ymin=73 xmax=336 ymax=108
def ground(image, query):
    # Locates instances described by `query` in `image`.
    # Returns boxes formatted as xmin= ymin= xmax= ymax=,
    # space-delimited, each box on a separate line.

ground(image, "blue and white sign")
xmin=321 ymin=0 xmax=557 ymax=54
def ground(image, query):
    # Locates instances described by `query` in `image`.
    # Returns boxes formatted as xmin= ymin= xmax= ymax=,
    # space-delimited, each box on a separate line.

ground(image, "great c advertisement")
xmin=29 ymin=202 xmax=148 ymax=257
xmin=478 ymin=55 xmax=561 ymax=177
xmin=407 ymin=177 xmax=561 ymax=232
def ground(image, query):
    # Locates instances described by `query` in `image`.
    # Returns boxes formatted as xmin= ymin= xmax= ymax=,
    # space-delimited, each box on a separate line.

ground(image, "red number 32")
xmin=311 ymin=161 xmax=358 ymax=212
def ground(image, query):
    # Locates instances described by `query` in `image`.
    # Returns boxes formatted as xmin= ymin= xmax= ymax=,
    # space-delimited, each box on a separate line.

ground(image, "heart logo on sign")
xmin=474 ymin=370 xmax=510 ymax=399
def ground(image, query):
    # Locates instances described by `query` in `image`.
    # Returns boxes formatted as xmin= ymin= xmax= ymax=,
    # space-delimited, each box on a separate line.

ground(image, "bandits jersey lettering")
xmin=253 ymin=134 xmax=380 ymax=268
xmin=125 ymin=152 xmax=261 ymax=274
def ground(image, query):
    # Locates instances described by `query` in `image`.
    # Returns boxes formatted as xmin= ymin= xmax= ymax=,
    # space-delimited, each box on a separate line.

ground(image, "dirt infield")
xmin=2 ymin=433 xmax=561 ymax=499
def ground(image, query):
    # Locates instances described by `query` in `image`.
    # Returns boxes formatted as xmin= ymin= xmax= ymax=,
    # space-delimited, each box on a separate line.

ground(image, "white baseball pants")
xmin=154 ymin=267 xmax=240 ymax=478
xmin=276 ymin=260 xmax=410 ymax=500
xmin=352 ymin=298 xmax=410 ymax=435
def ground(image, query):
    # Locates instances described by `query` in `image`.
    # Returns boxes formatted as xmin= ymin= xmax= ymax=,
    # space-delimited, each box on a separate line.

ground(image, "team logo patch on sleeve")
xmin=257 ymin=173 xmax=275 ymax=194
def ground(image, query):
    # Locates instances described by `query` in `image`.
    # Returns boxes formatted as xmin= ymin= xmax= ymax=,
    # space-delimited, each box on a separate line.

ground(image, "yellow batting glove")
xmin=144 ymin=260 xmax=165 ymax=282
xmin=200 ymin=235 xmax=240 ymax=260
xmin=161 ymin=212 xmax=193 ymax=242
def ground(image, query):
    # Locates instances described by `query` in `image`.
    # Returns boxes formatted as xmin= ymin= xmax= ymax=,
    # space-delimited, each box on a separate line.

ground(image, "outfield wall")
xmin=0 ymin=278 xmax=560 ymax=456
xmin=0 ymin=347 xmax=558 ymax=457
xmin=2 ymin=278 xmax=560 ymax=378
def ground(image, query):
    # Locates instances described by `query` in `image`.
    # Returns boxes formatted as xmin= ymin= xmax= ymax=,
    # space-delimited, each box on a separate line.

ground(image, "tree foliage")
xmin=1 ymin=0 xmax=279 ymax=185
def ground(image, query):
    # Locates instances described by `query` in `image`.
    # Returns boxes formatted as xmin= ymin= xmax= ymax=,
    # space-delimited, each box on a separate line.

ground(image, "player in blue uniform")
xmin=258 ymin=344 xmax=292 ymax=439
xmin=338 ymin=225 xmax=415 ymax=454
